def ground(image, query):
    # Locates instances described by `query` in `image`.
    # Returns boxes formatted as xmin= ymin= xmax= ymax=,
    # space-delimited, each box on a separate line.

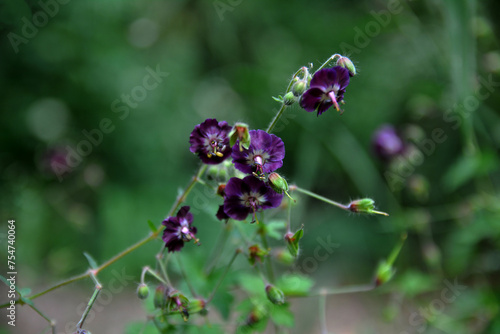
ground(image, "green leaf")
xmin=83 ymin=252 xmax=98 ymax=269
xmin=270 ymin=305 xmax=295 ymax=327
xmin=239 ymin=273 xmax=266 ymax=296
xmin=126 ymin=321 xmax=158 ymax=334
xmin=264 ymin=220 xmax=286 ymax=240
xmin=272 ymin=95 xmax=283 ymax=103
xmin=442 ymin=151 xmax=499 ymax=192
xmin=147 ymin=219 xmax=157 ymax=233
xmin=276 ymin=274 xmax=314 ymax=296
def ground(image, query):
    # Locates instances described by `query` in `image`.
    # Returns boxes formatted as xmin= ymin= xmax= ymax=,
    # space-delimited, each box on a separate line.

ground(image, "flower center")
xmin=328 ymin=91 xmax=341 ymax=112
xmin=206 ymin=137 xmax=226 ymax=158
xmin=179 ymin=219 xmax=199 ymax=244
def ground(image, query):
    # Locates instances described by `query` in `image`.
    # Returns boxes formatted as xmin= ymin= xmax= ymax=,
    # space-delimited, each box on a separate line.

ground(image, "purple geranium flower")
xmin=299 ymin=66 xmax=350 ymax=116
xmin=223 ymin=175 xmax=283 ymax=221
xmin=189 ymin=118 xmax=232 ymax=164
xmin=162 ymin=206 xmax=198 ymax=252
xmin=231 ymin=130 xmax=285 ymax=176
xmin=372 ymin=125 xmax=405 ymax=161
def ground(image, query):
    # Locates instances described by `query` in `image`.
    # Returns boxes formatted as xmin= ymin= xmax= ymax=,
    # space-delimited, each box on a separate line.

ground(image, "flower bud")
xmin=292 ymin=80 xmax=307 ymax=96
xmin=273 ymin=248 xmax=295 ymax=265
xmin=348 ymin=198 xmax=388 ymax=216
xmin=217 ymin=184 xmax=226 ymax=197
xmin=336 ymin=56 xmax=356 ymax=77
xmin=188 ymin=298 xmax=206 ymax=314
xmin=154 ymin=285 xmax=168 ymax=309
xmin=137 ymin=283 xmax=149 ymax=300
xmin=284 ymin=226 xmax=303 ymax=257
xmin=229 ymin=123 xmax=251 ymax=151
xmin=374 ymin=260 xmax=395 ymax=287
xmin=248 ymin=244 xmax=268 ymax=265
xmin=374 ymin=233 xmax=407 ymax=286
xmin=283 ymin=91 xmax=296 ymax=105
xmin=265 ymin=284 xmax=286 ymax=305
xmin=268 ymin=172 xmax=288 ymax=194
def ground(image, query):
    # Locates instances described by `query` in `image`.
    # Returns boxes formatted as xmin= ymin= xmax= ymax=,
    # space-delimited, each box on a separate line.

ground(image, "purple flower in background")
xmin=223 ymin=175 xmax=283 ymax=221
xmin=231 ymin=130 xmax=285 ymax=176
xmin=189 ymin=118 xmax=232 ymax=164
xmin=299 ymin=66 xmax=350 ymax=116
xmin=216 ymin=205 xmax=230 ymax=221
xmin=372 ymin=125 xmax=405 ymax=161
xmin=162 ymin=206 xmax=198 ymax=252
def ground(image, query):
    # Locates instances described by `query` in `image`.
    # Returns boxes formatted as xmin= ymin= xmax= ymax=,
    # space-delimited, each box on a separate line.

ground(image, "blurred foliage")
xmin=1 ymin=0 xmax=500 ymax=333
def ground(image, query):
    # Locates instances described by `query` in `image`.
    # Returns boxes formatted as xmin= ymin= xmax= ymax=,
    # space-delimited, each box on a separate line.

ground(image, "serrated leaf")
xmin=147 ymin=220 xmax=157 ymax=233
xmin=83 ymin=252 xmax=98 ymax=269
xmin=276 ymin=274 xmax=314 ymax=296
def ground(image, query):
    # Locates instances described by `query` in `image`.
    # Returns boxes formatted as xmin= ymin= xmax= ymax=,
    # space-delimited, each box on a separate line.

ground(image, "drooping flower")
xmin=231 ymin=130 xmax=285 ymax=177
xmin=223 ymin=175 xmax=283 ymax=221
xmin=372 ymin=125 xmax=405 ymax=161
xmin=162 ymin=206 xmax=198 ymax=252
xmin=216 ymin=205 xmax=229 ymax=221
xmin=189 ymin=118 xmax=232 ymax=164
xmin=299 ymin=66 xmax=350 ymax=116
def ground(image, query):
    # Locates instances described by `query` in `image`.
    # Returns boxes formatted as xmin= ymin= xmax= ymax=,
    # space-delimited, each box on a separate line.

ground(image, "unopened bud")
xmin=265 ymin=284 xmax=285 ymax=305
xmin=248 ymin=244 xmax=268 ymax=265
xmin=348 ymin=198 xmax=388 ymax=216
xmin=283 ymin=92 xmax=296 ymax=105
xmin=268 ymin=173 xmax=294 ymax=201
xmin=336 ymin=56 xmax=356 ymax=77
xmin=229 ymin=123 xmax=251 ymax=151
xmin=274 ymin=248 xmax=295 ymax=265
xmin=284 ymin=226 xmax=304 ymax=257
xmin=375 ymin=260 xmax=395 ymax=286
xmin=137 ymin=283 xmax=149 ymax=300
xmin=292 ymin=80 xmax=307 ymax=96
xmin=188 ymin=298 xmax=206 ymax=314
xmin=154 ymin=285 xmax=168 ymax=309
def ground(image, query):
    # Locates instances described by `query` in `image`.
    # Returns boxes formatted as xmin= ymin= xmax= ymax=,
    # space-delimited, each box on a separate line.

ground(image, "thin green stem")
xmin=267 ymin=66 xmax=309 ymax=134
xmin=259 ymin=230 xmax=275 ymax=283
xmin=176 ymin=254 xmax=197 ymax=297
xmin=319 ymin=291 xmax=328 ymax=334
xmin=157 ymin=253 xmax=172 ymax=287
xmin=207 ymin=250 xmax=240 ymax=303
xmin=291 ymin=185 xmax=349 ymax=211
xmin=143 ymin=266 xmax=168 ymax=285
xmin=315 ymin=54 xmax=341 ymax=73
xmin=205 ymin=222 xmax=232 ymax=276
xmin=1 ymin=164 xmax=208 ymax=308
xmin=27 ymin=303 xmax=55 ymax=334
xmin=293 ymin=283 xmax=376 ymax=298
xmin=76 ymin=270 xmax=102 ymax=330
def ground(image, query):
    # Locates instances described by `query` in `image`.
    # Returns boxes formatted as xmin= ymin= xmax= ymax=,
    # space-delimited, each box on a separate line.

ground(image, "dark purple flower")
xmin=216 ymin=205 xmax=230 ymax=221
xmin=372 ymin=125 xmax=405 ymax=161
xmin=189 ymin=118 xmax=232 ymax=164
xmin=231 ymin=130 xmax=285 ymax=176
xmin=299 ymin=66 xmax=350 ymax=116
xmin=223 ymin=176 xmax=283 ymax=221
xmin=162 ymin=206 xmax=198 ymax=252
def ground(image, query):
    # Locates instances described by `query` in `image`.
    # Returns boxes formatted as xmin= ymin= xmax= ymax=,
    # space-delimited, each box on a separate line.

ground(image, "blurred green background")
xmin=1 ymin=0 xmax=500 ymax=333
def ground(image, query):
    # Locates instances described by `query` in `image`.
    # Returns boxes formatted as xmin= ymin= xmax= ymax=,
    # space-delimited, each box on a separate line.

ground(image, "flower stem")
xmin=259 ymin=230 xmax=275 ymax=283
xmin=290 ymin=185 xmax=349 ymax=212
xmin=205 ymin=222 xmax=232 ymax=276
xmin=27 ymin=303 xmax=56 ymax=334
xmin=267 ymin=66 xmax=309 ymax=134
xmin=3 ymin=164 xmax=208 ymax=308
xmin=207 ymin=249 xmax=241 ymax=303
xmin=176 ymin=253 xmax=197 ymax=297
xmin=315 ymin=53 xmax=341 ymax=73
xmin=76 ymin=270 xmax=102 ymax=330
xmin=319 ymin=291 xmax=328 ymax=334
